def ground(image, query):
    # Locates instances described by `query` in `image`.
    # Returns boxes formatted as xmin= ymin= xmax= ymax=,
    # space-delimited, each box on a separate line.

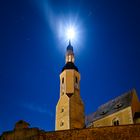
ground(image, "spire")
xmin=65 ymin=40 xmax=75 ymax=63
xmin=67 ymin=40 xmax=73 ymax=52
xmin=69 ymin=40 xmax=72 ymax=46
xmin=69 ymin=40 xmax=71 ymax=45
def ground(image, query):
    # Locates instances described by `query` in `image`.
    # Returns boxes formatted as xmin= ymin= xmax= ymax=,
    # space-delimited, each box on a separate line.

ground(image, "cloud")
xmin=23 ymin=103 xmax=53 ymax=117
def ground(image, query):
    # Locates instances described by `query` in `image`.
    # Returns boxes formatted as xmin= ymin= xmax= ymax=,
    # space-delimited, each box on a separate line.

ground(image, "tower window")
xmin=62 ymin=77 xmax=64 ymax=84
xmin=68 ymin=55 xmax=72 ymax=62
xmin=60 ymin=121 xmax=64 ymax=126
xmin=61 ymin=108 xmax=64 ymax=113
xmin=75 ymin=76 xmax=78 ymax=83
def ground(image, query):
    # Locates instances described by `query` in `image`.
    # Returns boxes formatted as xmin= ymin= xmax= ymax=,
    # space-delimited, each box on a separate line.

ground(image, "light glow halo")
xmin=58 ymin=18 xmax=84 ymax=52
xmin=66 ymin=26 xmax=76 ymax=40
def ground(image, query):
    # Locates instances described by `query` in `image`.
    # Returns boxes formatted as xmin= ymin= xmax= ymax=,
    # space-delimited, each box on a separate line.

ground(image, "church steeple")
xmin=55 ymin=41 xmax=85 ymax=131
xmin=65 ymin=40 xmax=75 ymax=63
xmin=67 ymin=40 xmax=73 ymax=51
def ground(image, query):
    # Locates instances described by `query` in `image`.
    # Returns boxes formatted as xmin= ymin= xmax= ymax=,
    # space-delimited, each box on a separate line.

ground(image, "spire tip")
xmin=69 ymin=40 xmax=71 ymax=45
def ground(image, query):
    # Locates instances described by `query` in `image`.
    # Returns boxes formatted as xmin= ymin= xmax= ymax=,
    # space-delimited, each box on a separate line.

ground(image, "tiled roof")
xmin=86 ymin=90 xmax=134 ymax=127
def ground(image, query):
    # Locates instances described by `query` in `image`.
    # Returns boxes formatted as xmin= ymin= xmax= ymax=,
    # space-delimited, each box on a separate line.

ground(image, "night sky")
xmin=0 ymin=0 xmax=140 ymax=134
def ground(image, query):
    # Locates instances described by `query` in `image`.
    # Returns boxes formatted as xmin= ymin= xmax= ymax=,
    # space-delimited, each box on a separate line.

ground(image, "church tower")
xmin=55 ymin=41 xmax=85 ymax=130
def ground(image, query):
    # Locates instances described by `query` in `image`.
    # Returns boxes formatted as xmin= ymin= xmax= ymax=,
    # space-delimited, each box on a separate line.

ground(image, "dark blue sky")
xmin=0 ymin=0 xmax=140 ymax=134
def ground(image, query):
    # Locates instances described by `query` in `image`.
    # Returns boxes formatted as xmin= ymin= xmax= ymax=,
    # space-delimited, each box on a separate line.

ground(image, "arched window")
xmin=75 ymin=76 xmax=78 ymax=83
xmin=62 ymin=77 xmax=64 ymax=84
xmin=68 ymin=55 xmax=71 ymax=62
xmin=112 ymin=118 xmax=120 ymax=126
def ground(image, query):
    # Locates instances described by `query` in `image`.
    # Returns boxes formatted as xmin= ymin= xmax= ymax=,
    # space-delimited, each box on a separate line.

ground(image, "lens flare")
xmin=66 ymin=27 xmax=76 ymax=40
xmin=57 ymin=17 xmax=84 ymax=52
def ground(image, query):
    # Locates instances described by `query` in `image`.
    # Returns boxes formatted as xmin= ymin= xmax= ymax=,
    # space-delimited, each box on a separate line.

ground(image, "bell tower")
xmin=55 ymin=41 xmax=85 ymax=130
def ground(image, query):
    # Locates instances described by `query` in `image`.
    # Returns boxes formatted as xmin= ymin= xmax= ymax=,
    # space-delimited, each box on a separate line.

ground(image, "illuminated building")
xmin=55 ymin=41 xmax=85 ymax=130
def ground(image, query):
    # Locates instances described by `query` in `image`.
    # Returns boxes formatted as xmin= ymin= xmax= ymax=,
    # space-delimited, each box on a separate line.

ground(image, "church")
xmin=1 ymin=42 xmax=140 ymax=140
xmin=55 ymin=40 xmax=140 ymax=130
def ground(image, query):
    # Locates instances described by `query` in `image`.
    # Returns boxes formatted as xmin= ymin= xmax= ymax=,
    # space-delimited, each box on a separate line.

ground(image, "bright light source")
xmin=66 ymin=27 xmax=76 ymax=40
xmin=57 ymin=18 xmax=84 ymax=52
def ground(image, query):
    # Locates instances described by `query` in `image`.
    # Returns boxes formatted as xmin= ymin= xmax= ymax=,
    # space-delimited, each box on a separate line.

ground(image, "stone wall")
xmin=1 ymin=128 xmax=41 ymax=140
xmin=1 ymin=124 xmax=140 ymax=140
xmin=44 ymin=124 xmax=140 ymax=140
